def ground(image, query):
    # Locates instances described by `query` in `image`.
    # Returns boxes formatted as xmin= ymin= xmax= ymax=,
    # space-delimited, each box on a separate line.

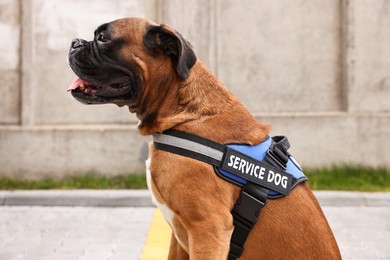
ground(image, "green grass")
xmin=0 ymin=166 xmax=389 ymax=191
xmin=0 ymin=173 xmax=147 ymax=190
xmin=305 ymin=165 xmax=390 ymax=192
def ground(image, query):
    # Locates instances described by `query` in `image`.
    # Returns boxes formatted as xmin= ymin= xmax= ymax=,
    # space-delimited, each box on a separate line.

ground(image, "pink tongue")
xmin=67 ymin=77 xmax=85 ymax=92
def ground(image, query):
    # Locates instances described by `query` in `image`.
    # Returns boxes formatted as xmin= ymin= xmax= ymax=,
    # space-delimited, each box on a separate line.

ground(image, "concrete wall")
xmin=1 ymin=0 xmax=390 ymax=178
xmin=0 ymin=0 xmax=20 ymax=124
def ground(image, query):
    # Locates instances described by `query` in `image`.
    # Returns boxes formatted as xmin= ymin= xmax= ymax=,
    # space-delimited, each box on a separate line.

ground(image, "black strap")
xmin=272 ymin=136 xmax=290 ymax=154
xmin=154 ymin=142 xmax=223 ymax=167
xmin=263 ymin=136 xmax=290 ymax=169
xmin=153 ymin=130 xmax=225 ymax=167
xmin=228 ymin=182 xmax=269 ymax=260
xmin=227 ymin=140 xmax=290 ymax=260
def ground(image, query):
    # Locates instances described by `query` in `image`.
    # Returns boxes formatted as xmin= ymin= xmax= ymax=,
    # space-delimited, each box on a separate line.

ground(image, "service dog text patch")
xmin=221 ymin=148 xmax=293 ymax=195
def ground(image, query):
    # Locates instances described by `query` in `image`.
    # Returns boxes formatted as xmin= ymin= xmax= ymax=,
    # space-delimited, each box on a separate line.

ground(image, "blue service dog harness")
xmin=153 ymin=130 xmax=307 ymax=259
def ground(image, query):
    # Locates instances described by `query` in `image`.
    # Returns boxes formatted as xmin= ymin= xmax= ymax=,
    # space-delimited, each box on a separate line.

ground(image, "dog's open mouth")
xmin=67 ymin=77 xmax=136 ymax=105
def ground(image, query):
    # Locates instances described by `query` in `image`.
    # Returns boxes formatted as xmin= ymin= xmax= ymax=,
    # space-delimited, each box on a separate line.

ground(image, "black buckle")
xmin=267 ymin=147 xmax=288 ymax=170
xmin=229 ymin=184 xmax=268 ymax=260
xmin=232 ymin=190 xmax=266 ymax=224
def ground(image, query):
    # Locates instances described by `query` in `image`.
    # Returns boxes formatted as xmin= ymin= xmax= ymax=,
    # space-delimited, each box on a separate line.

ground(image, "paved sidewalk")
xmin=0 ymin=206 xmax=154 ymax=260
xmin=323 ymin=206 xmax=389 ymax=259
xmin=0 ymin=191 xmax=389 ymax=260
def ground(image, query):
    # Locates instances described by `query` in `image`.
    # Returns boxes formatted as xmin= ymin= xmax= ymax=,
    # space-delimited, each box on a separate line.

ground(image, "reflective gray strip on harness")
xmin=153 ymin=133 xmax=224 ymax=163
xmin=153 ymin=129 xmax=227 ymax=167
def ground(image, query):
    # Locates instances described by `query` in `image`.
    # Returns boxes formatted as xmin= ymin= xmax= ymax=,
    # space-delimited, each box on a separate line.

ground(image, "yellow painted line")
xmin=141 ymin=209 xmax=171 ymax=260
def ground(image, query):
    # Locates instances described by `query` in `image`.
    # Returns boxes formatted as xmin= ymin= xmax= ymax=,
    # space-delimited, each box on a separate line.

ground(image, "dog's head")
xmin=68 ymin=17 xmax=196 ymax=109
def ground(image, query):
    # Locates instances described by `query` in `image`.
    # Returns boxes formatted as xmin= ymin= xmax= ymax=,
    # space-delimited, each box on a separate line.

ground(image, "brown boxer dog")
xmin=68 ymin=17 xmax=341 ymax=259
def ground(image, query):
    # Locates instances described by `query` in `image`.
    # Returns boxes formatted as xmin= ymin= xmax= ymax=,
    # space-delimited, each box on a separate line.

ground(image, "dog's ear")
xmin=144 ymin=24 xmax=197 ymax=80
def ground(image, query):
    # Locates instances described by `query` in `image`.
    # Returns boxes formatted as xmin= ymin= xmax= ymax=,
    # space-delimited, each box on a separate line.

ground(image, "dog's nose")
xmin=70 ymin=38 xmax=86 ymax=50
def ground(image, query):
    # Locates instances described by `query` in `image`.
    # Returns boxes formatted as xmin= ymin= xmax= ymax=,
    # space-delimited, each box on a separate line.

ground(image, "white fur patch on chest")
xmin=145 ymin=159 xmax=187 ymax=249
xmin=145 ymin=159 xmax=174 ymax=227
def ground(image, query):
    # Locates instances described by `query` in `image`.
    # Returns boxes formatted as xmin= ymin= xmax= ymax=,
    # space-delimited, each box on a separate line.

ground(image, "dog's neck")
xmin=136 ymin=60 xmax=270 ymax=145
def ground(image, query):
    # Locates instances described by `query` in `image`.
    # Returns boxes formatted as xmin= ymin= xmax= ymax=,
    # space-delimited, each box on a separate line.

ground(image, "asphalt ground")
xmin=0 ymin=190 xmax=389 ymax=260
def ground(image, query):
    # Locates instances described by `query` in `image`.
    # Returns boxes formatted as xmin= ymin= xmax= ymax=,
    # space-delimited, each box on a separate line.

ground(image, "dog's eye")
xmin=97 ymin=33 xmax=108 ymax=43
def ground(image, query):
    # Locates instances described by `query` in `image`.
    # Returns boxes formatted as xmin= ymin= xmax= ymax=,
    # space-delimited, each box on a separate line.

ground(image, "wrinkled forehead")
xmin=96 ymin=18 xmax=156 ymax=40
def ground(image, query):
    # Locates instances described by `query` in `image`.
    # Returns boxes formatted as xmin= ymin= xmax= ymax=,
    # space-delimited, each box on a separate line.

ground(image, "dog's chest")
xmin=145 ymin=159 xmax=175 ymax=228
xmin=146 ymin=158 xmax=188 ymax=251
